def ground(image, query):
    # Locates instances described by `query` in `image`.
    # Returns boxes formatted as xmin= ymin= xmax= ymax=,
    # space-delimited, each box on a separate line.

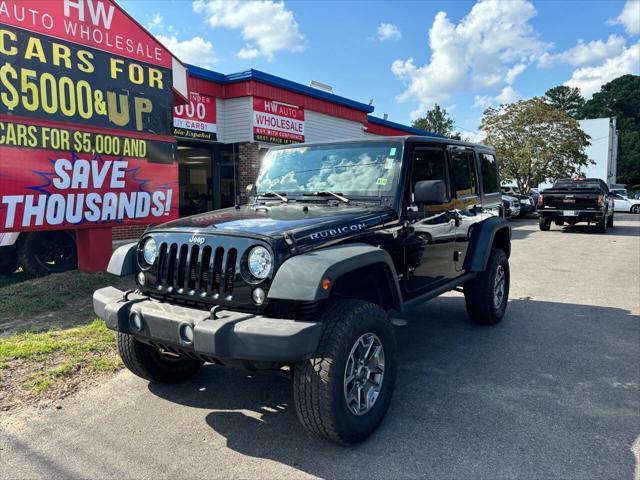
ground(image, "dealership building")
xmin=0 ymin=0 xmax=435 ymax=274
xmin=112 ymin=65 xmax=436 ymax=241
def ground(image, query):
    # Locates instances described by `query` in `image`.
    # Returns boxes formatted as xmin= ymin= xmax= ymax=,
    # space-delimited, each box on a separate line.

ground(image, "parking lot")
xmin=1 ymin=215 xmax=638 ymax=479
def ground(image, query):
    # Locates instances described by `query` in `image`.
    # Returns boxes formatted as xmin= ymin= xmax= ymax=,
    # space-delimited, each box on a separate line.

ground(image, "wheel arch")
xmin=268 ymin=243 xmax=403 ymax=311
xmin=464 ymin=216 xmax=511 ymax=272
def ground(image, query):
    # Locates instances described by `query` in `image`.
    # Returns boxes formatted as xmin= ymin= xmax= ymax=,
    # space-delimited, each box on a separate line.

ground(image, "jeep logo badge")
xmin=189 ymin=235 xmax=205 ymax=245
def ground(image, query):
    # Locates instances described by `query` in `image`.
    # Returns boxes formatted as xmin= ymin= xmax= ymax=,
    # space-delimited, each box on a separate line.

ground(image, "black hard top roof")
xmin=268 ymin=135 xmax=495 ymax=153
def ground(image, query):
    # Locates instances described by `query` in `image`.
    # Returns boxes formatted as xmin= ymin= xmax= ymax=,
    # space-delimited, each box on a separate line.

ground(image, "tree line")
xmin=411 ymin=75 xmax=639 ymax=193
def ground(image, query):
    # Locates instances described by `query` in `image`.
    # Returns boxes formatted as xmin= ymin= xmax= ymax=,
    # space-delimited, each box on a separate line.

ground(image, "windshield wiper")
xmin=260 ymin=191 xmax=289 ymax=203
xmin=305 ymin=191 xmax=351 ymax=205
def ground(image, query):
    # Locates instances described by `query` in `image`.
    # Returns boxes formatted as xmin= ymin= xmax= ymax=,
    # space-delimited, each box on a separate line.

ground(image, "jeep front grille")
xmin=156 ymin=242 xmax=238 ymax=298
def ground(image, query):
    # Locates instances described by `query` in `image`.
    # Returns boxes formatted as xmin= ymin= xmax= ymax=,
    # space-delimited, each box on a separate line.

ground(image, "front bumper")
xmin=539 ymin=209 xmax=604 ymax=222
xmin=94 ymin=287 xmax=323 ymax=363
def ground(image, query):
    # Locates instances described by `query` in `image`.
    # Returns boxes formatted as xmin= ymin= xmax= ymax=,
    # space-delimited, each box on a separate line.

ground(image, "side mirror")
xmin=246 ymin=184 xmax=256 ymax=196
xmin=414 ymin=180 xmax=447 ymax=204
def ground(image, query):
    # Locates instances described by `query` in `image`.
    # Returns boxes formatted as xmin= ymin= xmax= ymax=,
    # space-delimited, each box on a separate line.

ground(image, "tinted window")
xmin=450 ymin=149 xmax=477 ymax=196
xmin=481 ymin=153 xmax=500 ymax=193
xmin=412 ymin=149 xmax=447 ymax=182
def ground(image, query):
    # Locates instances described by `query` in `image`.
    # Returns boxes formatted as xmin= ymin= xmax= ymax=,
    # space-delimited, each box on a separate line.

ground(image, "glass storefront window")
xmin=177 ymin=142 xmax=239 ymax=216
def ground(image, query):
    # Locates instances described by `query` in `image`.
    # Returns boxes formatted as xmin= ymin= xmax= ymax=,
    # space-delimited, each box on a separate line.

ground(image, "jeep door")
xmin=450 ymin=148 xmax=499 ymax=272
xmin=404 ymin=146 xmax=458 ymax=295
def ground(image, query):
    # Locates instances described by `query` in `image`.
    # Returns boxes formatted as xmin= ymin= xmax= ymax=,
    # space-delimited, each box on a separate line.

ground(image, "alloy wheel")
xmin=343 ymin=333 xmax=385 ymax=416
xmin=494 ymin=264 xmax=506 ymax=309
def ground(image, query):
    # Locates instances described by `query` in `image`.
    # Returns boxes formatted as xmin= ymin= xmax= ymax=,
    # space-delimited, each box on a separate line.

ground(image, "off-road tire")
xmin=117 ymin=333 xmax=203 ymax=383
xmin=17 ymin=231 xmax=77 ymax=276
xmin=0 ymin=254 xmax=18 ymax=275
xmin=539 ymin=217 xmax=551 ymax=231
xmin=464 ymin=248 xmax=509 ymax=325
xmin=595 ymin=214 xmax=607 ymax=233
xmin=606 ymin=213 xmax=614 ymax=228
xmin=293 ymin=300 xmax=397 ymax=445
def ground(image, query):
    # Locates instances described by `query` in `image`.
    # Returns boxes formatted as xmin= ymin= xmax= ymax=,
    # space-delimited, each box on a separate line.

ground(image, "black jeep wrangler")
xmin=94 ymin=136 xmax=511 ymax=445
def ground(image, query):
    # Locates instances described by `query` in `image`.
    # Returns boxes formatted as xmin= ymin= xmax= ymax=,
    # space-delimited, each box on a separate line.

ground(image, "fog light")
xmin=130 ymin=311 xmax=143 ymax=331
xmin=137 ymin=272 xmax=145 ymax=286
xmin=252 ymin=287 xmax=266 ymax=305
xmin=180 ymin=323 xmax=194 ymax=344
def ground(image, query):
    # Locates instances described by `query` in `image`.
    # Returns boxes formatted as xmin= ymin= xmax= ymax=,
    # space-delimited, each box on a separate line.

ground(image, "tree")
xmin=480 ymin=97 xmax=591 ymax=194
xmin=544 ymin=85 xmax=585 ymax=117
xmin=577 ymin=74 xmax=640 ymax=188
xmin=412 ymin=104 xmax=461 ymax=139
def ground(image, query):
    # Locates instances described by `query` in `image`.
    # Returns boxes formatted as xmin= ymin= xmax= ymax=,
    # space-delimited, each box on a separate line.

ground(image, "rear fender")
xmin=464 ymin=216 xmax=511 ymax=272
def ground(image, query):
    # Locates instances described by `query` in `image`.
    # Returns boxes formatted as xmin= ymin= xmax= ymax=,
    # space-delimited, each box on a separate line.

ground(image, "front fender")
xmin=107 ymin=242 xmax=137 ymax=276
xmin=464 ymin=216 xmax=511 ymax=272
xmin=268 ymin=243 xmax=402 ymax=309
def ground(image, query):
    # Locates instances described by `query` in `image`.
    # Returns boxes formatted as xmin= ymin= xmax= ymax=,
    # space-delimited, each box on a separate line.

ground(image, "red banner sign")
xmin=173 ymin=93 xmax=216 ymax=141
xmin=0 ymin=0 xmax=180 ymax=232
xmin=253 ymin=97 xmax=304 ymax=144
xmin=0 ymin=145 xmax=178 ymax=231
xmin=0 ymin=0 xmax=172 ymax=67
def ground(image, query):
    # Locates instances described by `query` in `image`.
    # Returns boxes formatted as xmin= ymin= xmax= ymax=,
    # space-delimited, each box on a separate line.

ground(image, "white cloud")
xmin=564 ymin=42 xmax=640 ymax=97
xmin=377 ymin=23 xmax=401 ymax=42
xmin=391 ymin=0 xmax=548 ymax=119
xmin=147 ymin=13 xmax=163 ymax=30
xmin=192 ymin=0 xmax=304 ymax=61
xmin=155 ymin=35 xmax=219 ymax=68
xmin=473 ymin=86 xmax=521 ymax=109
xmin=607 ymin=0 xmax=640 ymax=36
xmin=538 ymin=34 xmax=626 ymax=67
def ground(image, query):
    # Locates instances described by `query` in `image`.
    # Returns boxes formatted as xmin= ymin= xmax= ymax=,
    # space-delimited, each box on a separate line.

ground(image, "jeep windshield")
xmin=255 ymin=141 xmax=404 ymax=199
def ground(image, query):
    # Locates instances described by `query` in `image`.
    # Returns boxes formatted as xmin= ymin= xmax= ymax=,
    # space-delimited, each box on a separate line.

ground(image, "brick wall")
xmin=238 ymin=142 xmax=260 ymax=204
xmin=112 ymin=225 xmax=147 ymax=241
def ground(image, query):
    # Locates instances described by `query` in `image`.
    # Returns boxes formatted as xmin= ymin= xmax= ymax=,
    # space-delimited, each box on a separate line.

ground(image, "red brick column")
xmin=238 ymin=143 xmax=260 ymax=204
xmin=112 ymin=225 xmax=148 ymax=241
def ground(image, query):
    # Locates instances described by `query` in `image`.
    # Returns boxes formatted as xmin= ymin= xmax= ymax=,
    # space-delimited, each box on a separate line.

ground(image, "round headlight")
xmin=248 ymin=246 xmax=272 ymax=280
xmin=142 ymin=238 xmax=157 ymax=265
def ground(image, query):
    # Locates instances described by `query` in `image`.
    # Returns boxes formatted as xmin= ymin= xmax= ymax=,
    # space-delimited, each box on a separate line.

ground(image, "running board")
xmin=401 ymin=273 xmax=477 ymax=311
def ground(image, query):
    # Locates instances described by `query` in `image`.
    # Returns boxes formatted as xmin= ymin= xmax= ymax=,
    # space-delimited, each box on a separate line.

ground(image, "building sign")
xmin=173 ymin=93 xmax=217 ymax=141
xmin=253 ymin=97 xmax=304 ymax=144
xmin=0 ymin=0 xmax=180 ymax=232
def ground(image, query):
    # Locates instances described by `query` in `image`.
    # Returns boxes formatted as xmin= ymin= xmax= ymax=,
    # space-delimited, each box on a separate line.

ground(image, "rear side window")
xmin=450 ymin=149 xmax=477 ymax=197
xmin=480 ymin=153 xmax=500 ymax=193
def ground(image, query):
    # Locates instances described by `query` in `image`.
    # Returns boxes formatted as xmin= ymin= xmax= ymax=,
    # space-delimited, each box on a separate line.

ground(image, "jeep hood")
xmin=154 ymin=203 xmax=397 ymax=243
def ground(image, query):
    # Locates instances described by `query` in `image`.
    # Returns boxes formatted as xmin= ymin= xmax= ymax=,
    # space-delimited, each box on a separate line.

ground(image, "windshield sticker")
xmin=376 ymin=177 xmax=389 ymax=186
xmin=390 ymin=147 xmax=397 ymax=156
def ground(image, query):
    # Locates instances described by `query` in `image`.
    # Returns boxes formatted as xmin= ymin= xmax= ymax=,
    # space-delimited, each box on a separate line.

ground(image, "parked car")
xmin=501 ymin=186 xmax=535 ymax=217
xmin=94 ymin=136 xmax=512 ymax=445
xmin=0 ymin=231 xmax=77 ymax=275
xmin=538 ymin=178 xmax=614 ymax=232
xmin=502 ymin=195 xmax=520 ymax=218
xmin=612 ymin=193 xmax=640 ymax=213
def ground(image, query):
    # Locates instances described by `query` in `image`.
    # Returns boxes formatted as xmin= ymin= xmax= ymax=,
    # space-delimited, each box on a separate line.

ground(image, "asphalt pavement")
xmin=1 ymin=215 xmax=639 ymax=479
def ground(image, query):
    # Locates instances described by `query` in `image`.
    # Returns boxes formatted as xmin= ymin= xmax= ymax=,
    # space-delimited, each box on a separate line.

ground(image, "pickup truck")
xmin=538 ymin=178 xmax=614 ymax=232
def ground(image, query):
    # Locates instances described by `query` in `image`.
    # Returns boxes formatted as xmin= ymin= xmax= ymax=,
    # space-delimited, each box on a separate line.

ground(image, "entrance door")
xmin=178 ymin=145 xmax=213 ymax=216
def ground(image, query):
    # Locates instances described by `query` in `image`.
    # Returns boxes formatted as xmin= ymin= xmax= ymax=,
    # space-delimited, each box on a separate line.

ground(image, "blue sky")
xmin=120 ymin=0 xmax=640 ymax=138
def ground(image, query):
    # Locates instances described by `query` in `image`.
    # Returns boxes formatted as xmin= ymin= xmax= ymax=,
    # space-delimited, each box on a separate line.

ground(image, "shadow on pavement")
xmin=148 ymin=296 xmax=639 ymax=479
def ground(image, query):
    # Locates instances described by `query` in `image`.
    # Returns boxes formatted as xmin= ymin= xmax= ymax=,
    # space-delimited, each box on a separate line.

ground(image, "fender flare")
xmin=464 ymin=216 xmax=511 ymax=272
xmin=107 ymin=242 xmax=137 ymax=276
xmin=268 ymin=243 xmax=403 ymax=311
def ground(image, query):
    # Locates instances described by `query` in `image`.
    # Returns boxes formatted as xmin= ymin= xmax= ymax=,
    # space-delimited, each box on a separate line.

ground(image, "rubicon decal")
xmin=308 ymin=223 xmax=367 ymax=240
